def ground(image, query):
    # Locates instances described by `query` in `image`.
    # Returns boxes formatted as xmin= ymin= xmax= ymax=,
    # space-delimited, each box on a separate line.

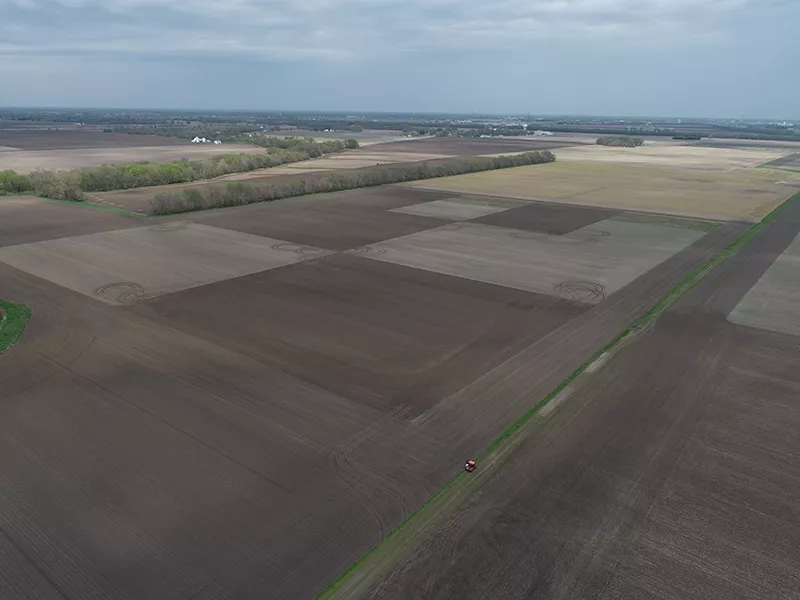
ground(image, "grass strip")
xmin=314 ymin=190 xmax=800 ymax=600
xmin=756 ymin=152 xmax=800 ymax=170
xmin=0 ymin=299 xmax=32 ymax=356
xmin=31 ymin=195 xmax=152 ymax=217
xmin=7 ymin=193 xmax=152 ymax=217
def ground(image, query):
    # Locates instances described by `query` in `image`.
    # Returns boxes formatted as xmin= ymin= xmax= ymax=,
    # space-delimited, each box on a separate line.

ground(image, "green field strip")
xmin=0 ymin=299 xmax=32 ymax=356
xmin=314 ymin=190 xmax=800 ymax=600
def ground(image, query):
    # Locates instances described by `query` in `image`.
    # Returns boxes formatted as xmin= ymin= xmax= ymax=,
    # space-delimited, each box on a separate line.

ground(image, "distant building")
xmin=533 ymin=130 xmax=554 ymax=136
xmin=190 ymin=136 xmax=210 ymax=143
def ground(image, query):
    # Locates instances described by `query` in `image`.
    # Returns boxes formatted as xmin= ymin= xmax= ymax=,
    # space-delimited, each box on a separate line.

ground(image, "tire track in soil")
xmin=94 ymin=283 xmax=158 ymax=306
xmin=326 ymin=405 xmax=413 ymax=537
xmin=553 ymin=281 xmax=606 ymax=304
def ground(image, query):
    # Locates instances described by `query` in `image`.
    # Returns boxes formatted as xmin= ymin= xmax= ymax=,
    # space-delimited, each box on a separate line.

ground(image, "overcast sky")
xmin=0 ymin=0 xmax=797 ymax=118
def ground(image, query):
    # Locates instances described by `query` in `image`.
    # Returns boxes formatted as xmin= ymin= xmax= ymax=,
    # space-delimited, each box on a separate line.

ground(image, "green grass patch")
xmin=314 ymin=190 xmax=800 ymax=600
xmin=0 ymin=299 xmax=31 ymax=356
xmin=30 ymin=195 xmax=152 ymax=218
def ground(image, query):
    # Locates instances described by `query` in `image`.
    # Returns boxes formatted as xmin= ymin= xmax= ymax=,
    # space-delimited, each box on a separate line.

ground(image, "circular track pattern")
xmin=554 ymin=280 xmax=606 ymax=303
xmin=151 ymin=220 xmax=191 ymax=232
xmin=509 ymin=231 xmax=550 ymax=241
xmin=570 ymin=228 xmax=611 ymax=244
xmin=270 ymin=243 xmax=328 ymax=259
xmin=93 ymin=282 xmax=156 ymax=305
xmin=350 ymin=245 xmax=388 ymax=256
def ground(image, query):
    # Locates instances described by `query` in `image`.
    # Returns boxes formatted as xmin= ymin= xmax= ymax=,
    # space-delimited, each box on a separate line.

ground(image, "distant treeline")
xmin=248 ymin=135 xmax=359 ymax=152
xmin=150 ymin=150 xmax=556 ymax=215
xmin=538 ymin=125 xmax=800 ymax=142
xmin=596 ymin=136 xmax=645 ymax=147
xmin=106 ymin=122 xmax=367 ymax=144
xmin=0 ymin=137 xmax=357 ymax=201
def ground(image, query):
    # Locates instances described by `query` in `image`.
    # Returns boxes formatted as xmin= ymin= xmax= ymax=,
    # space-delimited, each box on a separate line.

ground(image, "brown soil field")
xmin=553 ymin=143 xmax=791 ymax=171
xmin=693 ymin=139 xmax=800 ymax=151
xmin=0 ymin=143 xmax=264 ymax=174
xmin=364 ymin=198 xmax=800 ymax=600
xmin=0 ymin=189 xmax=743 ymax=600
xmin=187 ymin=186 xmax=453 ymax=251
xmin=380 ymin=137 xmax=577 ymax=156
xmin=409 ymin=161 xmax=800 ymax=222
xmin=0 ymin=129 xmax=189 ymax=151
xmin=0 ymin=196 xmax=143 ymax=247
xmin=473 ymin=202 xmax=618 ymax=234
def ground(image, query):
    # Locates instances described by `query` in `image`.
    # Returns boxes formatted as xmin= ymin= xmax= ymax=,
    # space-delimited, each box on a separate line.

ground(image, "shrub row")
xmin=0 ymin=137 xmax=358 ymax=201
xmin=150 ymin=150 xmax=555 ymax=215
xmin=596 ymin=136 xmax=645 ymax=147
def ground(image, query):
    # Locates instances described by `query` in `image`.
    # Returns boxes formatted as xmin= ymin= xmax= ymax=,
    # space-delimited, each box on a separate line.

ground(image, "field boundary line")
xmin=397 ymin=182 xmax=755 ymax=223
xmin=16 ymin=194 xmax=153 ymax=218
xmin=0 ymin=299 xmax=32 ymax=356
xmin=313 ymin=190 xmax=800 ymax=600
xmin=755 ymin=152 xmax=799 ymax=170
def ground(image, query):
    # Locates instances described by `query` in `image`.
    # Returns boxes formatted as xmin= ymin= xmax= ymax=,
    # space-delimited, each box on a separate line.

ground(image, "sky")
xmin=0 ymin=0 xmax=797 ymax=119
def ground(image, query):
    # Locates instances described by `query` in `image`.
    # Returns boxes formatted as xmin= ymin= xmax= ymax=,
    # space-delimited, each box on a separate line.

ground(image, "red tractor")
xmin=464 ymin=460 xmax=477 ymax=473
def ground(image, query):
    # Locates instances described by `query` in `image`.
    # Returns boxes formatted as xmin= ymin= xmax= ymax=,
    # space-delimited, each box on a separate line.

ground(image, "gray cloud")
xmin=0 ymin=0 xmax=796 ymax=117
xmin=0 ymin=0 xmax=765 ymax=60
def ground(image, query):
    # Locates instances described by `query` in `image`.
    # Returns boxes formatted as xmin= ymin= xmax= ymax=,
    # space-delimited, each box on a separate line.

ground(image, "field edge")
xmin=312 ymin=190 xmax=800 ymax=600
xmin=0 ymin=299 xmax=32 ymax=356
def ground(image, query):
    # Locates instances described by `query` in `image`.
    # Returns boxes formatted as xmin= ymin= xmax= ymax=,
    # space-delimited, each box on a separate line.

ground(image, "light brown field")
xmin=0 ymin=222 xmax=332 ymax=305
xmin=350 ymin=218 xmax=705 ymax=302
xmin=552 ymin=143 xmax=791 ymax=171
xmin=0 ymin=144 xmax=264 ymax=173
xmin=408 ymin=161 xmax=800 ymax=222
xmin=729 ymin=231 xmax=800 ymax=335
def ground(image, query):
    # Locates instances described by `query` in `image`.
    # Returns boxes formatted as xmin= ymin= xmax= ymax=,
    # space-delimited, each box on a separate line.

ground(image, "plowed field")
xmin=0 ymin=188 xmax=746 ymax=600
xmin=363 ymin=198 xmax=800 ymax=600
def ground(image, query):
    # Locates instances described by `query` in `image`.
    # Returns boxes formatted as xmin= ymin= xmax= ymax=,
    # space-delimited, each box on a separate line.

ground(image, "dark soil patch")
xmin=0 ymin=196 xmax=142 ymax=247
xmin=383 ymin=137 xmax=577 ymax=156
xmin=474 ymin=202 xmax=618 ymax=234
xmin=191 ymin=186 xmax=453 ymax=251
xmin=131 ymin=253 xmax=586 ymax=412
xmin=0 ymin=129 xmax=188 ymax=150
